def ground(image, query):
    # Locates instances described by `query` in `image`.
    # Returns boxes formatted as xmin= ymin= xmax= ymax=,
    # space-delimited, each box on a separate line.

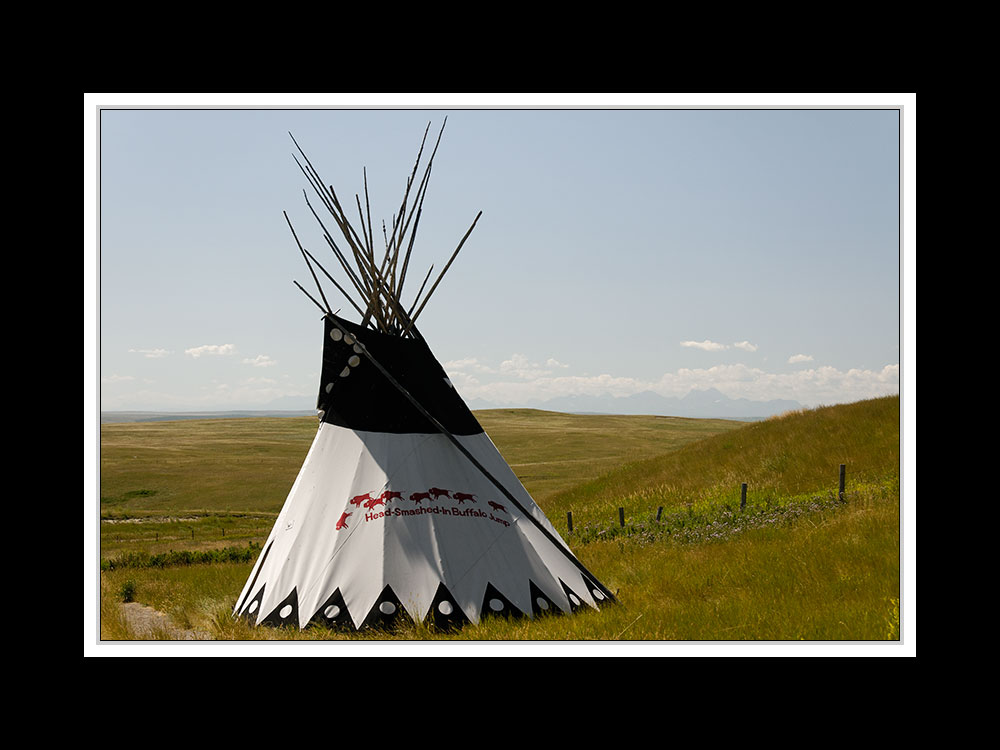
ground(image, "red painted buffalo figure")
xmin=429 ymin=487 xmax=452 ymax=500
xmin=379 ymin=490 xmax=403 ymax=503
xmin=363 ymin=495 xmax=385 ymax=510
xmin=410 ymin=491 xmax=431 ymax=504
xmin=488 ymin=501 xmax=507 ymax=514
xmin=336 ymin=511 xmax=351 ymax=531
xmin=349 ymin=492 xmax=374 ymax=507
xmin=453 ymin=492 xmax=478 ymax=504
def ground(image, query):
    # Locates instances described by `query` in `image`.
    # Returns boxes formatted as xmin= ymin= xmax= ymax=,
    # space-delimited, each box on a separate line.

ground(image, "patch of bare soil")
xmin=121 ymin=602 xmax=213 ymax=640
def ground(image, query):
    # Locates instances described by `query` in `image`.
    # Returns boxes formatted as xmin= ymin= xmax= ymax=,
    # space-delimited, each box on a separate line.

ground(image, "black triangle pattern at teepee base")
xmin=528 ymin=580 xmax=561 ymax=618
xmin=560 ymin=579 xmax=588 ymax=613
xmin=239 ymin=584 xmax=266 ymax=622
xmin=261 ymin=587 xmax=300 ymax=628
xmin=309 ymin=588 xmax=353 ymax=630
xmin=479 ymin=583 xmax=526 ymax=621
xmin=235 ymin=539 xmax=272 ymax=617
xmin=582 ymin=575 xmax=612 ymax=607
xmin=360 ymin=585 xmax=413 ymax=631
xmin=427 ymin=582 xmax=471 ymax=631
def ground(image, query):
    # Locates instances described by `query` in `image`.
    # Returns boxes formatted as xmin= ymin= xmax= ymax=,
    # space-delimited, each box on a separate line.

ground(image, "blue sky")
xmin=90 ymin=95 xmax=911 ymax=413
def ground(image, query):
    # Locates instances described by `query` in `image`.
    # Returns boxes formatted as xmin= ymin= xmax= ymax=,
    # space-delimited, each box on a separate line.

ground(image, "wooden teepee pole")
xmin=300 ymin=247 xmax=366 ymax=318
xmin=284 ymin=212 xmax=332 ymax=315
xmin=403 ymin=211 xmax=482 ymax=335
xmin=289 ymin=134 xmax=376 ymax=300
xmin=289 ymin=120 xmax=475 ymax=338
xmin=394 ymin=121 xmax=446 ymax=301
xmin=302 ymin=191 xmax=369 ymax=304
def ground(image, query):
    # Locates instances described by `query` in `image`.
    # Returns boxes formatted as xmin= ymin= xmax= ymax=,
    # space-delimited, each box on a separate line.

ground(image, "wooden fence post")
xmin=656 ymin=506 xmax=663 ymax=522
xmin=839 ymin=464 xmax=846 ymax=501
xmin=618 ymin=507 xmax=625 ymax=528
xmin=567 ymin=511 xmax=573 ymax=533
xmin=740 ymin=482 xmax=748 ymax=511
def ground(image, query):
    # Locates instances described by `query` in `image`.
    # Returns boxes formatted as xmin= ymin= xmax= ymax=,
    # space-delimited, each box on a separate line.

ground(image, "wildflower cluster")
xmin=573 ymin=492 xmax=849 ymax=547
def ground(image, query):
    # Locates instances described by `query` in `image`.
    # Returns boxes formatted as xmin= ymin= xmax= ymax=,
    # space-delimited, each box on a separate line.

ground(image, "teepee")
xmin=234 ymin=120 xmax=616 ymax=631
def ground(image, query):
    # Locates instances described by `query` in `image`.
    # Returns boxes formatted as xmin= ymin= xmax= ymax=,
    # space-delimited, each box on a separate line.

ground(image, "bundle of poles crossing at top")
xmin=286 ymin=118 xmax=481 ymax=338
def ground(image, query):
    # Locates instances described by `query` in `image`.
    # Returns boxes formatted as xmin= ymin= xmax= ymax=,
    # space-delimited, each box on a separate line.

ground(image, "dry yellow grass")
xmin=96 ymin=397 xmax=900 ymax=643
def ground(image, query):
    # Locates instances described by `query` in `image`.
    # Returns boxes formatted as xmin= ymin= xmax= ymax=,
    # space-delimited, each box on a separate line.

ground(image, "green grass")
xmin=99 ymin=417 xmax=318 ymax=515
xmin=473 ymin=409 xmax=745 ymax=502
xmin=96 ymin=397 xmax=901 ymax=642
xmin=548 ymin=396 xmax=900 ymax=531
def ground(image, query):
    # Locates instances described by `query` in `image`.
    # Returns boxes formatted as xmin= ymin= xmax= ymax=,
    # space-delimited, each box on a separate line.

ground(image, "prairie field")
xmin=95 ymin=396 xmax=903 ymax=646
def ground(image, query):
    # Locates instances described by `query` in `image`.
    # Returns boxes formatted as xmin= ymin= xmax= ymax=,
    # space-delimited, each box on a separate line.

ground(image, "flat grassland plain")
xmin=97 ymin=396 xmax=901 ymax=643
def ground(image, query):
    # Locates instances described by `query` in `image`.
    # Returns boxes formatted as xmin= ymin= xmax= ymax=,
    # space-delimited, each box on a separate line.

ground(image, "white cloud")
xmin=443 ymin=357 xmax=496 ymax=374
xmin=788 ymin=353 xmax=814 ymax=364
xmin=243 ymin=354 xmax=277 ymax=368
xmin=447 ymin=357 xmax=900 ymax=409
xmin=681 ymin=339 xmax=728 ymax=351
xmin=185 ymin=344 xmax=236 ymax=358
xmin=499 ymin=354 xmax=529 ymax=372
xmin=129 ymin=348 xmax=170 ymax=359
xmin=879 ymin=363 xmax=899 ymax=380
xmin=467 ymin=372 xmax=649 ymax=403
xmin=680 ymin=340 xmax=760 ymax=352
xmin=446 ymin=371 xmax=481 ymax=387
xmin=499 ymin=353 xmax=562 ymax=380
xmin=101 ymin=374 xmax=135 ymax=383
xmin=546 ymin=357 xmax=569 ymax=368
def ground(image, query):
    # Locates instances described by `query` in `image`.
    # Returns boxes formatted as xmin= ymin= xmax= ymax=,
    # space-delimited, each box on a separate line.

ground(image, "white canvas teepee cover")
xmin=234 ymin=314 xmax=614 ymax=630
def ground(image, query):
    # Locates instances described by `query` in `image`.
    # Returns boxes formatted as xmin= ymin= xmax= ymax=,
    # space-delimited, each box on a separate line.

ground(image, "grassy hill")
xmin=547 ymin=395 xmax=899 ymax=530
xmin=471 ymin=409 xmax=744 ymax=502
xmin=97 ymin=396 xmax=901 ymax=642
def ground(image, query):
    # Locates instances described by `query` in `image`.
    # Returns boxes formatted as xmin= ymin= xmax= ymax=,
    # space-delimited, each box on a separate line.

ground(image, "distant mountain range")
xmin=467 ymin=388 xmax=802 ymax=420
xmin=101 ymin=388 xmax=802 ymax=423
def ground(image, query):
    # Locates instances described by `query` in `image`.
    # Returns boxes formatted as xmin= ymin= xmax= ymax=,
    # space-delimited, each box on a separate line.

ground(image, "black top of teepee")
xmin=317 ymin=313 xmax=483 ymax=436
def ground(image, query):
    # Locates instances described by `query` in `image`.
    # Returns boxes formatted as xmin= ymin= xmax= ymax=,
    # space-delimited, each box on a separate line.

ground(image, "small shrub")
xmin=101 ymin=541 xmax=262 ymax=571
xmin=118 ymin=579 xmax=137 ymax=603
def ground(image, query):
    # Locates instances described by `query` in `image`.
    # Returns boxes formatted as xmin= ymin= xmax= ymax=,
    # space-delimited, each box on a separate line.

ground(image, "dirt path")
xmin=121 ymin=602 xmax=213 ymax=640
